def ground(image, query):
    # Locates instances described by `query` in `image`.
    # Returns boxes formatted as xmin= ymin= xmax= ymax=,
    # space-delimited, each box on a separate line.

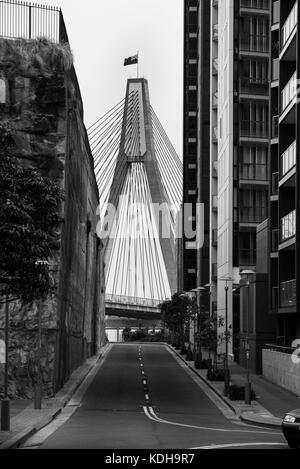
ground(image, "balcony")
xmin=212 ymin=195 xmax=218 ymax=211
xmin=272 ymin=0 xmax=279 ymax=24
xmin=212 ymin=91 xmax=218 ymax=109
xmin=281 ymin=140 xmax=296 ymax=177
xmin=271 ymin=172 xmax=279 ymax=195
xmin=240 ymin=120 xmax=268 ymax=139
xmin=212 ymin=229 xmax=218 ymax=247
xmin=213 ymin=24 xmax=218 ymax=41
xmin=280 ymin=279 xmax=296 ymax=307
xmin=239 ymin=163 xmax=268 ymax=181
xmin=212 ymin=263 xmax=217 ymax=281
xmin=240 ymin=248 xmax=256 ymax=266
xmin=240 ymin=207 xmax=267 ymax=224
xmin=239 ymin=77 xmax=269 ymax=96
xmin=280 ymin=210 xmax=296 ymax=242
xmin=240 ymin=35 xmax=269 ymax=53
xmin=272 ymin=59 xmax=279 ymax=81
xmin=281 ymin=1 xmax=298 ymax=50
xmin=212 ymin=58 xmax=218 ymax=75
xmin=272 ymin=229 xmax=279 ymax=252
xmin=281 ymin=71 xmax=297 ymax=113
xmin=240 ymin=0 xmax=270 ymax=9
xmin=271 ymin=115 xmax=279 ymax=138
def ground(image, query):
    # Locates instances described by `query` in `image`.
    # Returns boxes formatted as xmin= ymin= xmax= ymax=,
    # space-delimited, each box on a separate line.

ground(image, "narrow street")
xmin=20 ymin=344 xmax=287 ymax=449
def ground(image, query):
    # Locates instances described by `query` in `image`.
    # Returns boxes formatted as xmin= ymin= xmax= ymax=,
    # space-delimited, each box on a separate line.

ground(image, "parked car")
xmin=282 ymin=409 xmax=300 ymax=449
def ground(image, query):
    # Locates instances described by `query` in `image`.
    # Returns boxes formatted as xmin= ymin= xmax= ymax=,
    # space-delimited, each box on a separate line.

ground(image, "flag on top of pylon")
xmin=124 ymin=54 xmax=138 ymax=66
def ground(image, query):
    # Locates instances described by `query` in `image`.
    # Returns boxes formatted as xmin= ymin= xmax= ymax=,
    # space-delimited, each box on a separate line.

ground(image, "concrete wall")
xmin=0 ymin=45 xmax=105 ymax=397
xmin=262 ymin=349 xmax=300 ymax=396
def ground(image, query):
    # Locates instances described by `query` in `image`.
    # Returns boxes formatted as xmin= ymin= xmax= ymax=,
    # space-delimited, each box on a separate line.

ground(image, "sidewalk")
xmin=0 ymin=343 xmax=110 ymax=449
xmin=169 ymin=345 xmax=300 ymax=429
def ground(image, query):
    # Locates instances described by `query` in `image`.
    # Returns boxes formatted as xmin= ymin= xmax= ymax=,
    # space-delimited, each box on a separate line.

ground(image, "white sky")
xmin=30 ymin=0 xmax=184 ymax=156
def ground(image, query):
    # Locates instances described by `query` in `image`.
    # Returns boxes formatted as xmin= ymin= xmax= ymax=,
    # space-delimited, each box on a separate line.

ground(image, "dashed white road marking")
xmin=142 ymin=406 xmax=281 ymax=435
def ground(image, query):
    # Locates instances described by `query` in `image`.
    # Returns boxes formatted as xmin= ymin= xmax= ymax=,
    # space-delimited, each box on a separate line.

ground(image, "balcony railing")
xmin=280 ymin=279 xmax=296 ymax=307
xmin=272 ymin=229 xmax=279 ymax=252
xmin=240 ymin=0 xmax=270 ymax=9
xmin=212 ymin=58 xmax=218 ymax=75
xmin=212 ymin=229 xmax=218 ymax=246
xmin=281 ymin=71 xmax=297 ymax=112
xmin=272 ymin=59 xmax=279 ymax=81
xmin=272 ymin=115 xmax=279 ymax=138
xmin=281 ymin=209 xmax=296 ymax=241
xmin=282 ymin=1 xmax=298 ymax=49
xmin=272 ymin=0 xmax=280 ymax=24
xmin=240 ymin=248 xmax=256 ymax=266
xmin=240 ymin=35 xmax=269 ymax=53
xmin=240 ymin=207 xmax=267 ymax=223
xmin=212 ymin=195 xmax=218 ymax=211
xmin=212 ymin=91 xmax=218 ymax=108
xmin=213 ymin=24 xmax=218 ymax=40
xmin=240 ymin=120 xmax=268 ymax=138
xmin=212 ymin=126 xmax=218 ymax=143
xmin=239 ymin=163 xmax=268 ymax=181
xmin=239 ymin=78 xmax=269 ymax=95
xmin=212 ymin=263 xmax=217 ymax=281
xmin=281 ymin=140 xmax=296 ymax=177
xmin=271 ymin=172 xmax=279 ymax=195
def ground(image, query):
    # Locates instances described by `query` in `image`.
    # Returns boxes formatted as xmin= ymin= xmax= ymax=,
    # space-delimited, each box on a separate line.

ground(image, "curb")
xmin=166 ymin=344 xmax=281 ymax=429
xmin=0 ymin=343 xmax=111 ymax=449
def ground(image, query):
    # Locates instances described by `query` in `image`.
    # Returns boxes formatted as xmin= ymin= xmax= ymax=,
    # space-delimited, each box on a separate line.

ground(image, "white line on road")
xmin=190 ymin=443 xmax=287 ymax=449
xmin=142 ymin=406 xmax=281 ymax=435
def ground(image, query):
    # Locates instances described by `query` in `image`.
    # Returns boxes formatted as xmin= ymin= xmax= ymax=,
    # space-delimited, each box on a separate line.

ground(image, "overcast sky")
xmin=30 ymin=0 xmax=184 ymax=156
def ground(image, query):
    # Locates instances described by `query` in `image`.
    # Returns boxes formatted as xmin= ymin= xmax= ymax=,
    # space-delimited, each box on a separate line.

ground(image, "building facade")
xmin=269 ymin=0 xmax=300 ymax=345
xmin=209 ymin=0 xmax=270 ymax=358
xmin=182 ymin=0 xmax=211 ymax=308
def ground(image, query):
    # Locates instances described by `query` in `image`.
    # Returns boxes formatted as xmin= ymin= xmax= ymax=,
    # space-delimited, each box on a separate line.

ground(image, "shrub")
xmin=207 ymin=368 xmax=225 ymax=381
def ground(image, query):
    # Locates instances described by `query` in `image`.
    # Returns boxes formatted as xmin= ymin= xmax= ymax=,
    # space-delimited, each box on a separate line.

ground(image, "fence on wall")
xmin=0 ymin=0 xmax=69 ymax=42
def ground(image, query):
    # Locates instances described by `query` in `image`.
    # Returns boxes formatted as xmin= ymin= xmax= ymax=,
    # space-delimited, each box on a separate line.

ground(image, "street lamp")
xmin=240 ymin=269 xmax=255 ymax=405
xmin=34 ymin=260 xmax=49 ymax=410
xmin=219 ymin=276 xmax=234 ymax=396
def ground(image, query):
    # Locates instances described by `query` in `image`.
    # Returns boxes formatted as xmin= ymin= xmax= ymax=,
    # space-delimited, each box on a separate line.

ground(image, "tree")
xmin=159 ymin=292 xmax=192 ymax=349
xmin=0 ymin=123 xmax=64 ymax=303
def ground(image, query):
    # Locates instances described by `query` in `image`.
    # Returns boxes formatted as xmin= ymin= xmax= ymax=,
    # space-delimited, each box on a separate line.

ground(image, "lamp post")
xmin=34 ymin=260 xmax=49 ymax=410
xmin=240 ymin=269 xmax=255 ymax=405
xmin=219 ymin=277 xmax=234 ymax=396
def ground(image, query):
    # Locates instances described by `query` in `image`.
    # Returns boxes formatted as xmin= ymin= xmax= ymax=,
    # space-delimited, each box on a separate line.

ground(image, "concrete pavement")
xmin=0 ymin=343 xmax=111 ymax=449
xmin=169 ymin=345 xmax=300 ymax=429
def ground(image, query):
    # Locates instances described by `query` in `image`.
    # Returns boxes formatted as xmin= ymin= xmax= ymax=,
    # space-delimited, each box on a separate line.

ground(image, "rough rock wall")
xmin=0 ymin=62 xmax=105 ymax=397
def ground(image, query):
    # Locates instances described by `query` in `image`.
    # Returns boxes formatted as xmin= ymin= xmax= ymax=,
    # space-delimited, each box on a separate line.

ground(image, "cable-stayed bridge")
xmin=88 ymin=79 xmax=182 ymax=327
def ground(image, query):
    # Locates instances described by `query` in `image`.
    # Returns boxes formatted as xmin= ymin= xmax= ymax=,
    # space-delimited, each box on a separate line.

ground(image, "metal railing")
xmin=239 ymin=163 xmax=268 ymax=181
xmin=240 ymin=120 xmax=268 ymax=138
xmin=271 ymin=172 xmax=279 ymax=195
xmin=212 ymin=58 xmax=218 ymax=75
xmin=280 ymin=279 xmax=296 ymax=307
xmin=0 ymin=0 xmax=69 ymax=43
xmin=272 ymin=0 xmax=280 ymax=24
xmin=272 ymin=115 xmax=279 ymax=138
xmin=281 ymin=140 xmax=296 ymax=177
xmin=282 ymin=1 xmax=298 ymax=49
xmin=240 ymin=35 xmax=269 ymax=53
xmin=281 ymin=71 xmax=297 ymax=112
xmin=240 ymin=206 xmax=267 ymax=223
xmin=213 ymin=23 xmax=218 ymax=40
xmin=105 ymin=293 xmax=162 ymax=308
xmin=240 ymin=0 xmax=270 ymax=9
xmin=239 ymin=78 xmax=269 ymax=95
xmin=264 ymin=343 xmax=296 ymax=354
xmin=272 ymin=59 xmax=279 ymax=81
xmin=281 ymin=210 xmax=296 ymax=241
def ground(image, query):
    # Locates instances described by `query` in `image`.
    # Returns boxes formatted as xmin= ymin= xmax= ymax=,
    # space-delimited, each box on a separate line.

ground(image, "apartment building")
xmin=269 ymin=0 xmax=300 ymax=345
xmin=209 ymin=0 xmax=271 ymax=359
xmin=182 ymin=0 xmax=211 ymax=304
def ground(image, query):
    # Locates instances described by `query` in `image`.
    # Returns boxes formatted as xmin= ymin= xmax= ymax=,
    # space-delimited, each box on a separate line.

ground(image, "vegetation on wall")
xmin=0 ymin=123 xmax=64 ymax=303
xmin=0 ymin=37 xmax=73 ymax=78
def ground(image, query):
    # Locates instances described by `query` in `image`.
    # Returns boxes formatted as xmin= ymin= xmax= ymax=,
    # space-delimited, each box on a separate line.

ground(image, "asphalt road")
xmin=21 ymin=344 xmax=287 ymax=449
